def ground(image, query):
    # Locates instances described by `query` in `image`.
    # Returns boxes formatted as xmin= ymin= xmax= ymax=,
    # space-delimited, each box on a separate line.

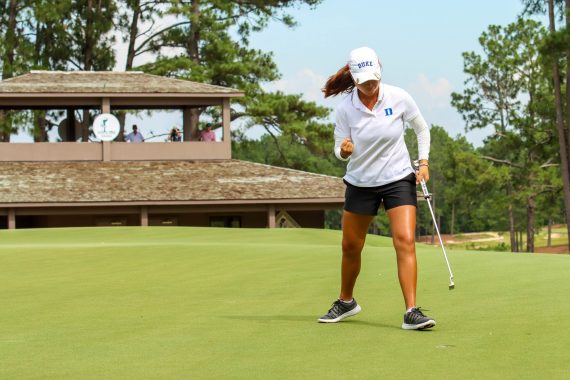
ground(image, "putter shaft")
xmin=420 ymin=178 xmax=455 ymax=289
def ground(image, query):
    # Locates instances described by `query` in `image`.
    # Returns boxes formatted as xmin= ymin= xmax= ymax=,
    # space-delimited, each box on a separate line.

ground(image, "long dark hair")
xmin=322 ymin=64 xmax=354 ymax=98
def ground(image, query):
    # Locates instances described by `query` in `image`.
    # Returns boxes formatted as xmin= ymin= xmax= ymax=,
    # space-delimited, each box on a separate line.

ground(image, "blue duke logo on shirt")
xmin=384 ymin=108 xmax=393 ymax=116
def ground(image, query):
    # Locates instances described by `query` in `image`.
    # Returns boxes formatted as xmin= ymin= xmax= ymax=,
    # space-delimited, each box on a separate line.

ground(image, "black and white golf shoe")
xmin=402 ymin=307 xmax=436 ymax=330
xmin=318 ymin=299 xmax=361 ymax=323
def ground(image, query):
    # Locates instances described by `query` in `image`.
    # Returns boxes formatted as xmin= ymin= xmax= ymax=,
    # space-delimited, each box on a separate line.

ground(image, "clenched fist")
xmin=340 ymin=137 xmax=353 ymax=159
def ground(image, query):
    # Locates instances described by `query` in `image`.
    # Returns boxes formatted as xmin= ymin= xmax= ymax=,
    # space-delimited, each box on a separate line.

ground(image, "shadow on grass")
xmin=346 ymin=319 xmax=405 ymax=330
xmin=222 ymin=315 xmax=320 ymax=323
xmin=221 ymin=315 xmax=400 ymax=330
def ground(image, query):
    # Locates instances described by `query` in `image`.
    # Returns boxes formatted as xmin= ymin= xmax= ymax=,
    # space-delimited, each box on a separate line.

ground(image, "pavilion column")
xmin=267 ymin=205 xmax=276 ymax=228
xmin=7 ymin=208 xmax=15 ymax=230
xmin=222 ymin=98 xmax=231 ymax=144
xmin=101 ymin=97 xmax=111 ymax=162
xmin=140 ymin=206 xmax=148 ymax=227
xmin=101 ymin=97 xmax=110 ymax=113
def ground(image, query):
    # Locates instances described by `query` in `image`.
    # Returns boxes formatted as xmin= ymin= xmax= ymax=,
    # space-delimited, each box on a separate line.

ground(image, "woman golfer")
xmin=318 ymin=47 xmax=435 ymax=330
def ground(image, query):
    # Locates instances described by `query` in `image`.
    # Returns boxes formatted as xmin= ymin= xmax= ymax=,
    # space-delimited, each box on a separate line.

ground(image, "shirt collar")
xmin=351 ymin=84 xmax=385 ymax=114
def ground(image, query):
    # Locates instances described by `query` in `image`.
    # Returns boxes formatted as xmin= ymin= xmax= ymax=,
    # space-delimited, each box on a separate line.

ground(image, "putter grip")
xmin=420 ymin=179 xmax=430 ymax=198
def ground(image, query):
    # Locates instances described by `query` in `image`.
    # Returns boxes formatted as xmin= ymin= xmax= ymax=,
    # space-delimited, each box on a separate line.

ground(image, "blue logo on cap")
xmin=384 ymin=108 xmax=393 ymax=116
xmin=357 ymin=61 xmax=374 ymax=69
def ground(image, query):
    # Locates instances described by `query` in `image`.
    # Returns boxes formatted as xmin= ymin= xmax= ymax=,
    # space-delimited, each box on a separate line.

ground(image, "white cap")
xmin=348 ymin=47 xmax=382 ymax=84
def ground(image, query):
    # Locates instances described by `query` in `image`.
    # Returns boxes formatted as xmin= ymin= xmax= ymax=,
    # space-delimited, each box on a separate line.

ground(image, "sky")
xmin=13 ymin=0 xmax=540 ymax=145
xmin=250 ymin=0 xmax=538 ymax=147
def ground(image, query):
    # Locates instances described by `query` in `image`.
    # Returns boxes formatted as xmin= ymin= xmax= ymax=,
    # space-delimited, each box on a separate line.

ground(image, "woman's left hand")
xmin=416 ymin=165 xmax=429 ymax=184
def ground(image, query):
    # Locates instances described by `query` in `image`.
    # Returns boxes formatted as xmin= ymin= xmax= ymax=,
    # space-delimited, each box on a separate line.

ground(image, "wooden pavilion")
xmin=0 ymin=71 xmax=345 ymax=229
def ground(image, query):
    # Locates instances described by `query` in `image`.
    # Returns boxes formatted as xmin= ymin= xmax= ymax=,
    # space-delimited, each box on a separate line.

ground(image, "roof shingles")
xmin=0 ymin=160 xmax=344 ymax=204
xmin=0 ymin=71 xmax=242 ymax=95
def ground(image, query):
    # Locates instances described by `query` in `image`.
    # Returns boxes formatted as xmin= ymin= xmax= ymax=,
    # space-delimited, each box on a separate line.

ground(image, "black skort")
xmin=344 ymin=173 xmax=418 ymax=215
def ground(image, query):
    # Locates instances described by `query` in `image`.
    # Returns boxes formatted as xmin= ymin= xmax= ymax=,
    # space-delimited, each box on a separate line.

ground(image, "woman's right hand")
xmin=340 ymin=137 xmax=353 ymax=159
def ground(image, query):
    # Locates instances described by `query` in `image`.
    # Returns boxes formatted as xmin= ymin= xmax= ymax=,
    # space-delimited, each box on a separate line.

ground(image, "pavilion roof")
xmin=0 ymin=160 xmax=344 ymax=205
xmin=0 ymin=71 xmax=244 ymax=97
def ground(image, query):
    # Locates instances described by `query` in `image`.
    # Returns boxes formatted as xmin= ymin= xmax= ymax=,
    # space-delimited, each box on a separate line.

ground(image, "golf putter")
xmin=414 ymin=161 xmax=455 ymax=290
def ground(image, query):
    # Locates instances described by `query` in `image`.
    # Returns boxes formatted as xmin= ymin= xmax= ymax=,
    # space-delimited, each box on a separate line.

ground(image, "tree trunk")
xmin=188 ymin=108 xmax=201 ymax=140
xmin=79 ymin=0 xmax=95 ymax=142
xmin=450 ymin=202 xmax=455 ymax=236
xmin=564 ymin=0 xmax=570 ymax=253
xmin=430 ymin=206 xmax=435 ymax=244
xmin=549 ymin=0 xmax=570 ymax=253
xmin=566 ymin=0 xmax=570 ymax=168
xmin=81 ymin=110 xmax=90 ymax=142
xmin=0 ymin=112 xmax=10 ymax=142
xmin=437 ymin=214 xmax=442 ymax=244
xmin=189 ymin=0 xmax=200 ymax=63
xmin=526 ymin=195 xmax=535 ymax=253
xmin=0 ymin=0 xmax=19 ymax=142
xmin=519 ymin=230 xmax=524 ymax=252
xmin=0 ymin=1 xmax=6 ymax=19
xmin=509 ymin=202 xmax=516 ymax=252
xmin=370 ymin=221 xmax=379 ymax=235
xmin=115 ymin=0 xmax=142 ymax=141
xmin=431 ymin=178 xmax=436 ymax=245
xmin=187 ymin=0 xmax=202 ymax=134
xmin=33 ymin=111 xmax=48 ymax=142
xmin=125 ymin=0 xmax=140 ymax=71
xmin=66 ymin=108 xmax=77 ymax=142
xmin=547 ymin=218 xmax=552 ymax=248
xmin=2 ymin=0 xmax=18 ymax=78
xmin=84 ymin=0 xmax=94 ymax=71
xmin=117 ymin=112 xmax=126 ymax=141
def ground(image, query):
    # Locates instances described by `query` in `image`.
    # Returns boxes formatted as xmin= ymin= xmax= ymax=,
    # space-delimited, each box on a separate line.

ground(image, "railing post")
xmin=267 ymin=205 xmax=275 ymax=228
xmin=141 ymin=206 xmax=149 ymax=227
xmin=101 ymin=97 xmax=111 ymax=162
xmin=8 ymin=208 xmax=15 ymax=229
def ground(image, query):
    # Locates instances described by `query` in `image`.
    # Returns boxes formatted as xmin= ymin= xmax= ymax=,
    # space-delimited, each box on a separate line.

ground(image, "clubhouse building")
xmin=0 ymin=71 xmax=345 ymax=229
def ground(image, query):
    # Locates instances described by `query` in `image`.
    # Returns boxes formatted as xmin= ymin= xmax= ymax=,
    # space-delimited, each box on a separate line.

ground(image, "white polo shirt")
xmin=334 ymin=83 xmax=426 ymax=187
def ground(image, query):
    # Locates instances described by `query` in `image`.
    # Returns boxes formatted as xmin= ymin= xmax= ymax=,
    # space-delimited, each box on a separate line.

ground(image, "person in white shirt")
xmin=125 ymin=124 xmax=144 ymax=143
xmin=317 ymin=47 xmax=436 ymax=330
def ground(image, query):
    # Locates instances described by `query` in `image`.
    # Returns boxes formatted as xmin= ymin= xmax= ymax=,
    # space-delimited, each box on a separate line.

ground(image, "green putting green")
xmin=0 ymin=227 xmax=569 ymax=379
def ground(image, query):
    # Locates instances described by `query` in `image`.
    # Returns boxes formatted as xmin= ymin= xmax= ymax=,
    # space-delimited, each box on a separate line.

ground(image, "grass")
xmin=535 ymin=226 xmax=568 ymax=247
xmin=1 ymin=227 xmax=569 ymax=379
xmin=446 ymin=233 xmax=498 ymax=242
xmin=440 ymin=225 xmax=568 ymax=252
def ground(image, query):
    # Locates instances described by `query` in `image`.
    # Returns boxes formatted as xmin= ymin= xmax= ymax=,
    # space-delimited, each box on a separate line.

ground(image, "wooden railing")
xmin=0 ymin=141 xmax=231 ymax=161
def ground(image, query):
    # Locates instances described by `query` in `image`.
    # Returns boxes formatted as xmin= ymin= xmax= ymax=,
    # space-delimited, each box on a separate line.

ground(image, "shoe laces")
xmin=405 ymin=307 xmax=430 ymax=324
xmin=327 ymin=300 xmax=344 ymax=314
xmin=410 ymin=307 xmax=429 ymax=316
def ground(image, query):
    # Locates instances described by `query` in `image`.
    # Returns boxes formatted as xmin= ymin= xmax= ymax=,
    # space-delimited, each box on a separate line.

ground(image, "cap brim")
xmin=351 ymin=71 xmax=381 ymax=84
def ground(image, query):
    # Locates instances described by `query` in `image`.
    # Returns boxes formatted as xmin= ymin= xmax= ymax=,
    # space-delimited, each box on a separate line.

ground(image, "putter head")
xmin=449 ymin=278 xmax=455 ymax=290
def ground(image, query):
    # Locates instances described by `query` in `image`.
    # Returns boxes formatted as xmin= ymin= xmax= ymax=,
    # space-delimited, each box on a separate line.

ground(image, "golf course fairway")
xmin=1 ymin=227 xmax=568 ymax=379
